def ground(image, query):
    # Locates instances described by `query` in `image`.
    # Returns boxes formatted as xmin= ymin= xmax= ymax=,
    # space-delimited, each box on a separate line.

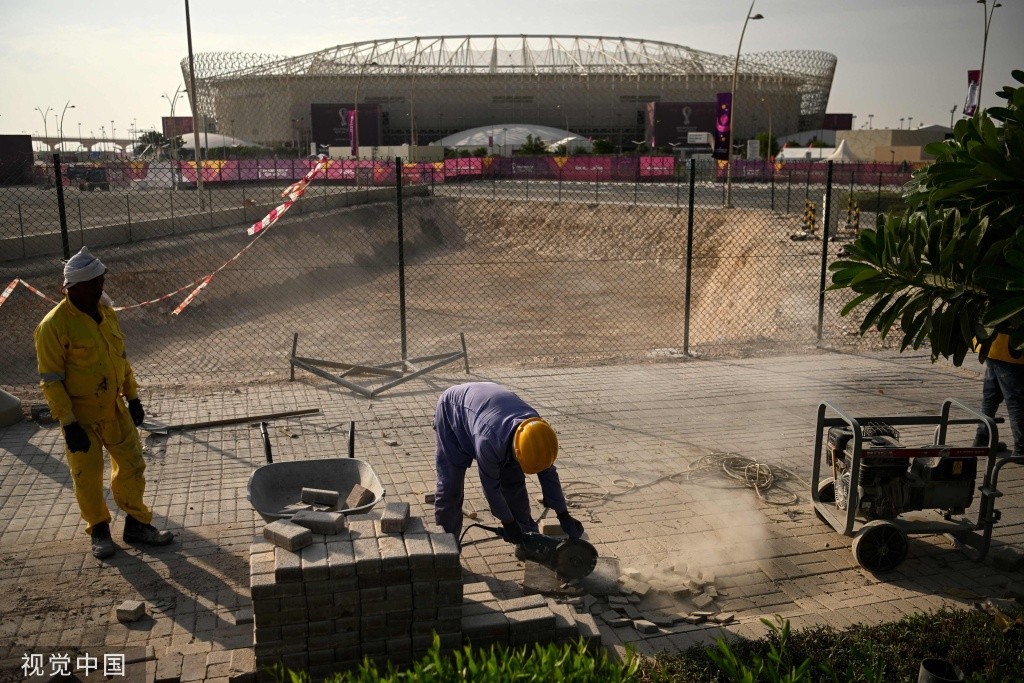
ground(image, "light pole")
xmin=899 ymin=117 xmax=904 ymax=130
xmin=724 ymin=0 xmax=764 ymax=207
xmin=868 ymin=114 xmax=874 ymax=129
xmin=907 ymin=116 xmax=913 ymax=129
xmin=111 ymin=120 xmax=116 ymax=157
xmin=976 ymin=0 xmax=1002 ymax=110
xmin=78 ymin=123 xmax=83 ymax=152
xmin=760 ymin=97 xmax=773 ymax=160
xmin=163 ymin=84 xmax=184 ymax=163
xmin=34 ymin=105 xmax=52 ymax=149
xmin=556 ymin=104 xmax=569 ymax=132
xmin=949 ymin=105 xmax=957 ymax=128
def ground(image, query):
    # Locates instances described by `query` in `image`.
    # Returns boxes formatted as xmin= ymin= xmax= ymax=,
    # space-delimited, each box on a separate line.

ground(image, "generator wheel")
xmin=852 ymin=520 xmax=908 ymax=573
xmin=815 ymin=478 xmax=836 ymax=524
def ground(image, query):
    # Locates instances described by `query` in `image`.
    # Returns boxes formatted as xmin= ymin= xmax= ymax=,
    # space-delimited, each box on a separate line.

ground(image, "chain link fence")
xmin=1 ymin=154 xmax=914 ymax=398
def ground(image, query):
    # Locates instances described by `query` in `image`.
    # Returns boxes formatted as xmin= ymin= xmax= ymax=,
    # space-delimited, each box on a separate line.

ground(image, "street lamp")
xmin=890 ymin=149 xmax=895 ymax=164
xmin=976 ymin=0 xmax=1002 ymax=110
xmin=899 ymin=117 xmax=904 ymax=130
xmin=556 ymin=104 xmax=569 ymax=133
xmin=724 ymin=0 xmax=764 ymax=208
xmin=111 ymin=120 xmax=116 ymax=157
xmin=34 ymin=105 xmax=52 ymax=149
xmin=949 ymin=105 xmax=958 ymax=128
xmin=58 ymin=101 xmax=75 ymax=153
xmin=163 ymin=84 xmax=185 ymax=163
xmin=760 ymin=97 xmax=773 ymax=160
xmin=868 ymin=113 xmax=874 ymax=129
xmin=907 ymin=116 xmax=913 ymax=129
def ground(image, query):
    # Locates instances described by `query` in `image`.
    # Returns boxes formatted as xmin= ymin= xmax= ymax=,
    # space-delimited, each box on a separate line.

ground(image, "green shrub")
xmin=268 ymin=636 xmax=638 ymax=682
xmin=638 ymin=607 xmax=1024 ymax=683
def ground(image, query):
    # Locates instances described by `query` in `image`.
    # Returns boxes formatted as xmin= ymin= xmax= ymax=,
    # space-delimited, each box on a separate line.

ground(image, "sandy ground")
xmin=3 ymin=195 xmax=884 ymax=401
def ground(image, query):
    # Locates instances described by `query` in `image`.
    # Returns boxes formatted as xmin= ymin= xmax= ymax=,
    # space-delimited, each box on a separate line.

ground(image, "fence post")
xmin=805 ymin=165 xmax=811 ymax=201
xmin=18 ymin=204 xmax=25 ymax=259
xmin=395 ymin=157 xmax=407 ymax=361
xmin=169 ymin=189 xmax=175 ymax=234
xmin=770 ymin=169 xmax=776 ymax=212
xmin=53 ymin=153 xmax=70 ymax=259
xmin=242 ymin=185 xmax=247 ymax=222
xmin=558 ymin=167 xmax=562 ymax=204
xmin=208 ymin=188 xmax=214 ymax=227
xmin=633 ymin=172 xmax=638 ymax=206
xmin=786 ymin=172 xmax=792 ymax=214
xmin=77 ymin=198 xmax=83 ymax=239
xmin=816 ymin=161 xmax=835 ymax=344
xmin=684 ymin=158 xmax=696 ymax=356
xmin=876 ymin=172 xmax=883 ymax=214
xmin=675 ymin=166 xmax=680 ymax=208
xmin=126 ymin=195 xmax=133 ymax=242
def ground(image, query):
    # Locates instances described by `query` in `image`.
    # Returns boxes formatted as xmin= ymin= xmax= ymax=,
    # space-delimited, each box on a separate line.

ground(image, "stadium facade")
xmin=183 ymin=35 xmax=836 ymax=153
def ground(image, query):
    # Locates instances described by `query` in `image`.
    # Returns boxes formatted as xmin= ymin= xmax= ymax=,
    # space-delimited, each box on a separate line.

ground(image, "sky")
xmin=1 ymin=0 xmax=1021 ymax=144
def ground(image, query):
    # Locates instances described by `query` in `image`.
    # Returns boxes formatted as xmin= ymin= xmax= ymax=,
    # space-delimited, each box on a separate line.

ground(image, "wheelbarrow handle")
xmin=348 ymin=420 xmax=355 ymax=459
xmin=260 ymin=421 xmax=273 ymax=464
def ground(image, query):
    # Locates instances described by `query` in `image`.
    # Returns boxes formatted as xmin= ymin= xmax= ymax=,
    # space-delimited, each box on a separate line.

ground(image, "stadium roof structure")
xmin=186 ymin=35 xmax=836 ymax=149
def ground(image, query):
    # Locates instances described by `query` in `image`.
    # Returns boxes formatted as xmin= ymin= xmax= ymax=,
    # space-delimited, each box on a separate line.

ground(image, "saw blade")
xmin=554 ymin=539 xmax=598 ymax=580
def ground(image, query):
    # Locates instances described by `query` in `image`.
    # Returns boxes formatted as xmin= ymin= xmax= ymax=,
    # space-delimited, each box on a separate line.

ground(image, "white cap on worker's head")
xmin=63 ymin=246 xmax=106 ymax=288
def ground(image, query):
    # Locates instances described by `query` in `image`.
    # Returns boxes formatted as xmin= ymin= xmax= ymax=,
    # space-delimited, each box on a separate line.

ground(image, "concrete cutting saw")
xmin=471 ymin=523 xmax=599 ymax=580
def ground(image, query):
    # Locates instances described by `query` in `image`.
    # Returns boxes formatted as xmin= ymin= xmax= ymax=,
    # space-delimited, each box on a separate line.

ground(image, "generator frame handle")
xmin=811 ymin=398 xmax=1001 ymax=542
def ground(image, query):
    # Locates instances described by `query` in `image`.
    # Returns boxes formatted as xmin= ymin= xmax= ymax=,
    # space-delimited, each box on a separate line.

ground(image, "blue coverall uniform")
xmin=433 ymin=382 xmax=567 ymax=539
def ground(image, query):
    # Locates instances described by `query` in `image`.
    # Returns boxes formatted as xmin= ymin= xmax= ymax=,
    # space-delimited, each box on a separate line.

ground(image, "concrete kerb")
xmin=0 ymin=350 xmax=1022 ymax=680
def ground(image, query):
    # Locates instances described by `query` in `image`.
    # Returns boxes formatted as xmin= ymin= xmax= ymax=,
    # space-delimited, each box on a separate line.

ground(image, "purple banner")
xmin=713 ymin=92 xmax=732 ymax=161
xmin=348 ymin=110 xmax=358 ymax=157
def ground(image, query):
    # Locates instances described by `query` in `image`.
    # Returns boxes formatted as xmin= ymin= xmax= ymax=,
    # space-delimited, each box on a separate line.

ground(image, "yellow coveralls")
xmin=34 ymin=296 xmax=153 ymax=534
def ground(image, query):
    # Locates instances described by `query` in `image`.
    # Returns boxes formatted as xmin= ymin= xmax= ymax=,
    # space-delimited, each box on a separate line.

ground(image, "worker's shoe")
xmin=91 ymin=522 xmax=116 ymax=560
xmin=122 ymin=515 xmax=173 ymax=546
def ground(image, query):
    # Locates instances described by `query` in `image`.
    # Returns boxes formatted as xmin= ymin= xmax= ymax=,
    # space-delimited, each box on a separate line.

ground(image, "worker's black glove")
xmin=127 ymin=399 xmax=145 ymax=427
xmin=557 ymin=511 xmax=584 ymax=539
xmin=63 ymin=422 xmax=91 ymax=453
xmin=501 ymin=520 xmax=524 ymax=545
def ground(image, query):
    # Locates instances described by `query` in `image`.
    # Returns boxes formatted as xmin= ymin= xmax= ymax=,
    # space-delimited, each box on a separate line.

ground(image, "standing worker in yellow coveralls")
xmin=34 ymin=247 xmax=173 ymax=560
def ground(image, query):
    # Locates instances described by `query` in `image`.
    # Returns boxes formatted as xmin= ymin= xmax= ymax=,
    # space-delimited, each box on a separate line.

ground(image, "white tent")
xmin=775 ymin=146 xmax=835 ymax=161
xmin=429 ymin=123 xmax=590 ymax=153
xmin=179 ymin=133 xmax=261 ymax=150
xmin=825 ymin=139 xmax=855 ymax=162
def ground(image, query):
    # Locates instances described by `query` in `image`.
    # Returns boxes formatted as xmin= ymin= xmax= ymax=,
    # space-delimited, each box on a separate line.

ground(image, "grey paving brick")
xmin=462 ymin=611 xmax=509 ymax=641
xmin=378 ymin=534 xmax=409 ymax=572
xmin=345 ymin=484 xmax=375 ymax=510
xmin=497 ymin=593 xmax=547 ymax=613
xmin=155 ymin=651 xmax=183 ymax=683
xmin=508 ymin=606 xmax=555 ymax=644
xmin=263 ymin=520 xmax=313 ymax=552
xmin=326 ymin=538 xmax=356 ymax=578
xmin=291 ymin=509 xmax=347 ymax=535
xmin=380 ymin=502 xmax=411 ymax=533
xmin=116 ymin=599 xmax=146 ymax=622
xmin=546 ymin=600 xmax=580 ymax=641
xmin=403 ymin=533 xmax=434 ymax=575
xmin=299 ymin=542 xmax=330 ymax=581
xmin=428 ymin=532 xmax=460 ymax=573
xmin=353 ymin=537 xmax=382 ymax=576
xmin=274 ymin=547 xmax=302 ymax=582
xmin=301 ymin=487 xmax=340 ymax=507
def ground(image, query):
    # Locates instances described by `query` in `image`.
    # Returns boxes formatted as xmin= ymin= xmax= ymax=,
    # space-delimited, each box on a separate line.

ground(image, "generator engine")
xmin=826 ymin=424 xmax=980 ymax=520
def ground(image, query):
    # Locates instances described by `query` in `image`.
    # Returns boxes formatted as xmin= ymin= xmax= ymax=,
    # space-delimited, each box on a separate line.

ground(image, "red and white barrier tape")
xmin=0 ymin=156 xmax=330 ymax=314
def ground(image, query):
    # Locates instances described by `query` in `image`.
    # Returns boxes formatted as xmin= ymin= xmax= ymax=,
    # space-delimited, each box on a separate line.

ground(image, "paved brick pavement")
xmin=1 ymin=348 xmax=1021 ymax=679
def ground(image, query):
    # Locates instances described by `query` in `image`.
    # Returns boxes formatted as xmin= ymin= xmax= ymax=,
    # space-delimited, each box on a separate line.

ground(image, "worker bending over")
xmin=433 ymin=382 xmax=584 ymax=545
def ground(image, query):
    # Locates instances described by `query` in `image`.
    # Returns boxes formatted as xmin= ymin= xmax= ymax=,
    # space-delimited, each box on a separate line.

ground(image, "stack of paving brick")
xmin=249 ymin=502 xmax=463 ymax=681
xmin=461 ymin=581 xmax=601 ymax=651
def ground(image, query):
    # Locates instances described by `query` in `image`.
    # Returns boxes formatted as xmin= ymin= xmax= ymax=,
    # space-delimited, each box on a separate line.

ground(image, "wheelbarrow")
xmin=247 ymin=420 xmax=385 ymax=523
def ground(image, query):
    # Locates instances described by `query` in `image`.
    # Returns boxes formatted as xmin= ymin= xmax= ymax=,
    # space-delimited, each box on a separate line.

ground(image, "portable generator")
xmin=825 ymin=423 xmax=981 ymax=521
xmin=811 ymin=398 xmax=1020 ymax=573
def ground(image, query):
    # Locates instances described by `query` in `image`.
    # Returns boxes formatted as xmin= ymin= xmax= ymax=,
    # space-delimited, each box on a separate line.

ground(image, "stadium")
xmin=183 ymin=35 xmax=837 ymax=153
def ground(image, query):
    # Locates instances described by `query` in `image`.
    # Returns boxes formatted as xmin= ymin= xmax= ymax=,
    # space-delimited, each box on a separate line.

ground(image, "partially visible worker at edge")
xmin=975 ymin=331 xmax=1023 ymax=457
xmin=33 ymin=247 xmax=173 ymax=560
xmin=433 ymin=381 xmax=584 ymax=545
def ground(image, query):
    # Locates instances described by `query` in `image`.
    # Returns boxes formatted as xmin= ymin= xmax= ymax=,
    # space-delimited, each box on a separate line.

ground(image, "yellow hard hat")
xmin=513 ymin=417 xmax=558 ymax=474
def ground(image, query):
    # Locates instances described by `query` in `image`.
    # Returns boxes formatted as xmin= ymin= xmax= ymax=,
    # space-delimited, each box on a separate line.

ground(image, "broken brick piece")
xmin=345 ymin=484 xmax=376 ymax=510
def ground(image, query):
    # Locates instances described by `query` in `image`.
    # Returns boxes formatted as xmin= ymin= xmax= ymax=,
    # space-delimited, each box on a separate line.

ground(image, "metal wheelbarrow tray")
xmin=247 ymin=421 xmax=385 ymax=523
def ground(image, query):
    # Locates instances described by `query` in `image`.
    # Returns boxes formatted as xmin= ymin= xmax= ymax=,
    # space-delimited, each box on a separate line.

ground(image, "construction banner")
xmin=713 ymin=92 xmax=732 ymax=160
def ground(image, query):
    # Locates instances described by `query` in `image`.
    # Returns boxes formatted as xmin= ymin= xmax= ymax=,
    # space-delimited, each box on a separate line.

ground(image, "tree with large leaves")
xmin=829 ymin=70 xmax=1024 ymax=366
